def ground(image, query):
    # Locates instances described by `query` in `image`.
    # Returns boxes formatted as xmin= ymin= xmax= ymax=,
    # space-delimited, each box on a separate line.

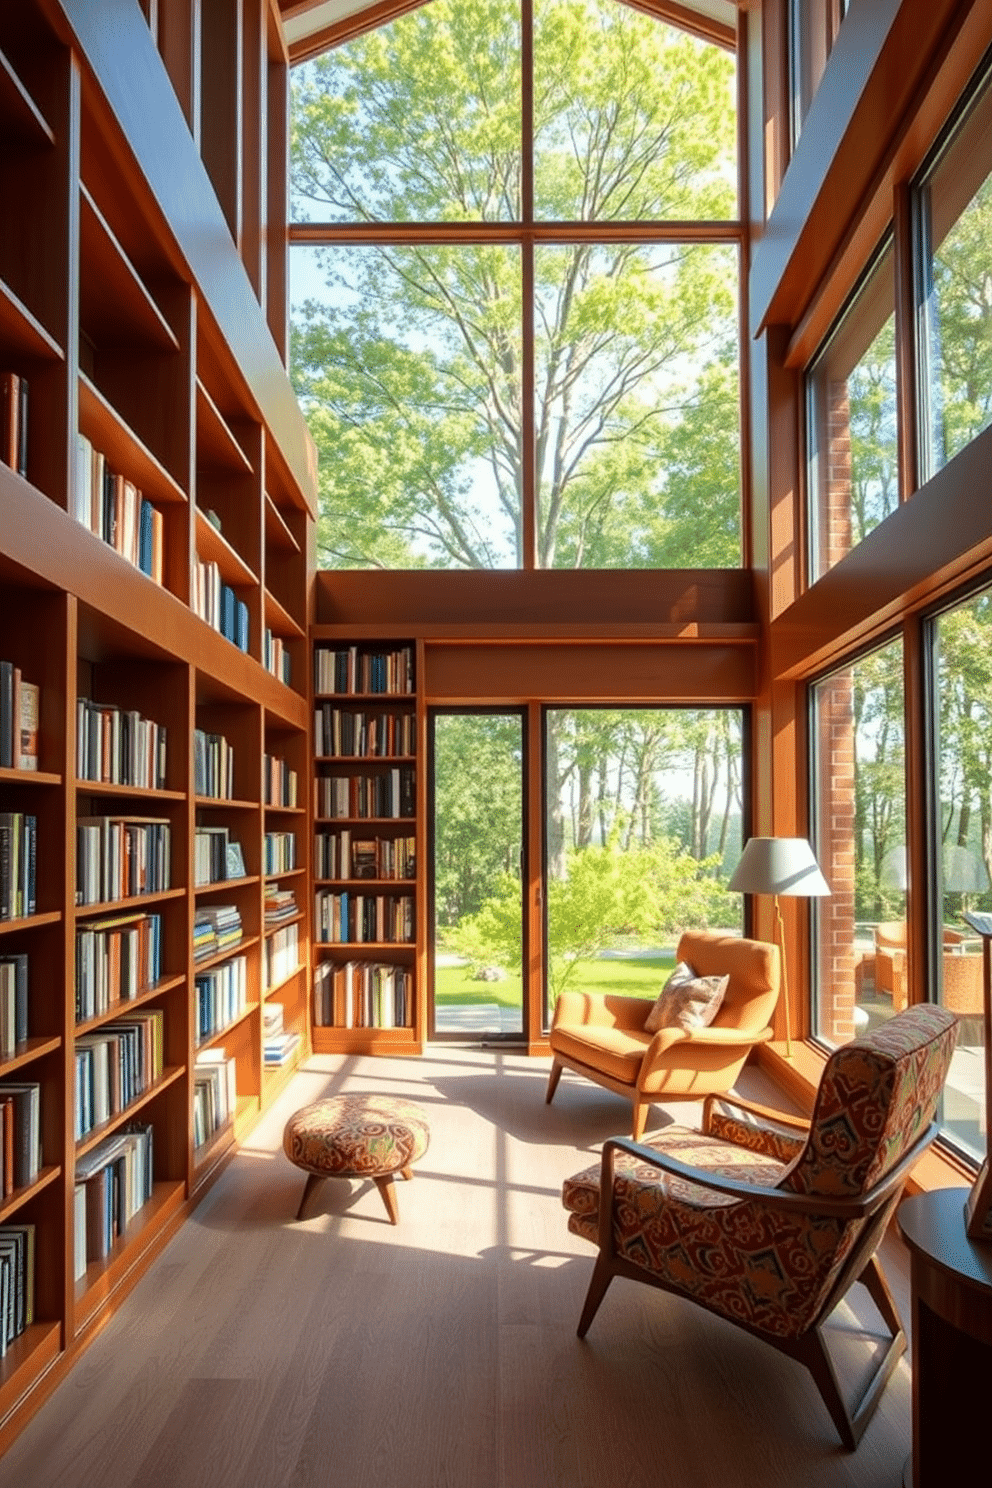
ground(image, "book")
xmin=0 ymin=374 xmax=28 ymax=479
xmin=0 ymin=955 xmax=28 ymax=1056
xmin=16 ymin=681 xmax=39 ymax=770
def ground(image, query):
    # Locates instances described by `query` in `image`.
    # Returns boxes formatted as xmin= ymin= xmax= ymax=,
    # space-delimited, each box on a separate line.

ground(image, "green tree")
xmin=434 ymin=714 xmax=522 ymax=927
xmin=290 ymin=0 xmax=740 ymax=571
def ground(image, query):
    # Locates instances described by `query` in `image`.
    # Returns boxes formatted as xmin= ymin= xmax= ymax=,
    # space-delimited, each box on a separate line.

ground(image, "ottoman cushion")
xmin=283 ymin=1093 xmax=430 ymax=1179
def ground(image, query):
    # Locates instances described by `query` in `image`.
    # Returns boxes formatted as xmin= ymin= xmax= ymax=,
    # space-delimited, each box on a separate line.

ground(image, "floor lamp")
xmin=728 ymin=837 xmax=831 ymax=1058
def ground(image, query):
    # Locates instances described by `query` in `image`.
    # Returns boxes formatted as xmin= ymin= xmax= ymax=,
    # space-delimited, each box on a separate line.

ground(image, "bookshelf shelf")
xmin=75 ymin=781 xmax=185 ymax=803
xmin=194 ymin=875 xmax=260 ymax=896
xmin=264 ymin=494 xmax=300 ymax=554
xmin=195 ymin=378 xmax=254 ymax=475
xmin=0 ymin=912 xmax=61 ymax=937
xmin=194 ymin=507 xmax=258 ymax=588
xmin=192 ymin=1114 xmax=235 ymax=1173
xmin=0 ymin=1322 xmax=61 ymax=1413
xmin=315 ymin=815 xmax=415 ymax=826
xmin=0 ymin=1166 xmax=61 ymax=1225
xmin=0 ymin=767 xmax=61 ymax=787
xmin=0 ymin=46 xmax=54 ymax=145
xmin=265 ymin=803 xmax=306 ymax=817
xmin=0 ymin=278 xmax=63 ymax=363
xmin=74 ymin=1066 xmax=185 ymax=1160
xmin=265 ymin=869 xmax=305 ymax=886
xmin=78 ymin=373 xmax=188 ymax=507
xmin=315 ymin=877 xmax=415 ymax=889
xmin=74 ymin=1178 xmax=186 ymax=1332
xmin=0 ymin=1036 xmax=62 ymax=1077
xmin=264 ymin=964 xmax=305 ymax=998
xmin=263 ymin=587 xmax=305 ymax=640
xmin=79 ymin=186 xmax=180 ymax=354
xmin=195 ymin=1001 xmax=258 ymax=1051
xmin=73 ymin=887 xmax=185 ymax=919
xmin=73 ymin=973 xmax=186 ymax=1037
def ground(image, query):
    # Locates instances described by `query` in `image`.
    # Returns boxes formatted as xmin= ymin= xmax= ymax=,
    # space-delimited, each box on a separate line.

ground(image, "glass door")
xmin=430 ymin=710 xmax=525 ymax=1039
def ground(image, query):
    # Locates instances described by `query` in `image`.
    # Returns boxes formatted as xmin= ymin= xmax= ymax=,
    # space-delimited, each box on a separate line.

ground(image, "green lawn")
xmin=434 ymin=953 xmax=676 ymax=1007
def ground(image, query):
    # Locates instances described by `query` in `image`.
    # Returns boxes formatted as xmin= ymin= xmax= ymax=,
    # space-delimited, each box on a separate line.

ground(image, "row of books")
xmin=263 ymin=831 xmax=295 ymax=876
xmin=313 ymin=707 xmax=416 ymax=760
xmin=0 ymin=1224 xmax=34 ymax=1355
xmin=314 ymin=830 xmax=415 ymax=882
xmin=313 ymin=645 xmax=414 ymax=696
xmin=1 ymin=372 xmax=28 ymax=480
xmin=313 ymin=960 xmax=412 ymax=1030
xmin=193 ymin=560 xmax=249 ymax=654
xmin=264 ymin=923 xmax=298 ymax=991
xmin=315 ymin=891 xmax=415 ymax=945
xmin=75 ymin=912 xmax=161 ymax=1023
xmin=194 ymin=826 xmax=246 ymax=887
xmin=263 ymin=753 xmax=298 ymax=808
xmin=0 ymin=955 xmax=28 ymax=1059
xmin=0 ymin=661 xmax=39 ymax=771
xmin=0 ymin=813 xmax=37 ymax=922
xmin=76 ymin=816 xmax=171 ymax=906
xmin=72 ymin=432 xmax=164 ymax=584
xmin=263 ymin=629 xmax=292 ymax=686
xmin=76 ymin=697 xmax=167 ymax=790
xmin=263 ymin=1002 xmax=300 ymax=1067
xmin=73 ymin=1122 xmax=153 ymax=1278
xmin=0 ymin=1082 xmax=41 ymax=1194
xmin=314 ymin=769 xmax=415 ymax=821
xmin=193 ymin=728 xmax=235 ymax=800
xmin=193 ymin=1048 xmax=237 ymax=1147
xmin=264 ymin=885 xmax=297 ymax=926
xmin=195 ymin=955 xmax=247 ymax=1045
xmin=73 ymin=1009 xmax=164 ymax=1140
xmin=193 ymin=903 xmax=242 ymax=962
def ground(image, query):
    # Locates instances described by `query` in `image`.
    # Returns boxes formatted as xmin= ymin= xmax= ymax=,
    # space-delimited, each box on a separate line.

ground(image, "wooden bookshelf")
xmin=310 ymin=639 xmax=422 ymax=1056
xmin=0 ymin=0 xmax=315 ymax=1451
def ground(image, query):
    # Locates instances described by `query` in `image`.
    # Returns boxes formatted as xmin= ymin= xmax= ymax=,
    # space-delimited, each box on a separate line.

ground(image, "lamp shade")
xmin=728 ymin=837 xmax=831 ymax=898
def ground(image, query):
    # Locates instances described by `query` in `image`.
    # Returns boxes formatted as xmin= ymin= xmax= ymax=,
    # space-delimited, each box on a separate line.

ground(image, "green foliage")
xmin=434 ymin=714 xmax=522 ymax=926
xmin=448 ymin=837 xmax=733 ymax=1002
xmin=290 ymin=0 xmax=741 ymax=571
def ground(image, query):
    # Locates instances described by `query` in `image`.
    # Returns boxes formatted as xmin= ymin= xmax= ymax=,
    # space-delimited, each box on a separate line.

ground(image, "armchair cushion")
xmin=643 ymin=962 xmax=728 ymax=1034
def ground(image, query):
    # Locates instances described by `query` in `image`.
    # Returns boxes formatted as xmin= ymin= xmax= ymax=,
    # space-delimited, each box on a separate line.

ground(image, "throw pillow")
xmin=644 ymin=961 xmax=729 ymax=1034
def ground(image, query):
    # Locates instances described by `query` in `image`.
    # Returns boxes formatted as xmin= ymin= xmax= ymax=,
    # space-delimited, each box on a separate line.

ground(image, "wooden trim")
xmin=290 ymin=219 xmax=743 ymax=246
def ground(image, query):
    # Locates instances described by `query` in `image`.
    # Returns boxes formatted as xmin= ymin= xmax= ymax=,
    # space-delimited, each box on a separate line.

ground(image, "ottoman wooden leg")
xmin=373 ymin=1174 xmax=400 ymax=1225
xmin=400 ymin=1165 xmax=413 ymax=1181
xmin=296 ymin=1172 xmax=325 ymax=1221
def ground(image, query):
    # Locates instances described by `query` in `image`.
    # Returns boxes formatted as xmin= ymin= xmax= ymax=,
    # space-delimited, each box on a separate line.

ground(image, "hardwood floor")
xmin=0 ymin=1048 xmax=914 ymax=1488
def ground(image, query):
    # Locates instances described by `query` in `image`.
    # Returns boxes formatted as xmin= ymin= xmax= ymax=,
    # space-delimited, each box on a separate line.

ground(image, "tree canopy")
xmin=290 ymin=0 xmax=741 ymax=570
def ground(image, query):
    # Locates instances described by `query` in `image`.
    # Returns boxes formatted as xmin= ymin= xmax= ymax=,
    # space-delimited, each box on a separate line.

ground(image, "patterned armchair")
xmin=546 ymin=930 xmax=781 ymax=1139
xmin=562 ymin=1003 xmax=958 ymax=1449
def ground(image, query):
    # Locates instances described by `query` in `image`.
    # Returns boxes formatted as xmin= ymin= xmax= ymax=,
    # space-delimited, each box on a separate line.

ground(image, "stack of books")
xmin=76 ymin=698 xmax=167 ymax=789
xmin=263 ymin=1002 xmax=300 ymax=1068
xmin=193 ymin=1049 xmax=237 ymax=1148
xmin=72 ymin=1122 xmax=153 ymax=1277
xmin=193 ymin=558 xmax=249 ymax=653
xmin=193 ymin=826 xmax=245 ymax=886
xmin=0 ymin=1081 xmax=41 ymax=1193
xmin=0 ymin=1223 xmax=34 ymax=1354
xmin=0 ymin=661 xmax=38 ymax=771
xmin=73 ymin=1010 xmax=164 ymax=1140
xmin=313 ymin=961 xmax=411 ymax=1030
xmin=264 ymin=885 xmax=297 ymax=926
xmin=75 ymin=816 xmax=171 ymax=906
xmin=0 ymin=813 xmax=37 ymax=921
xmin=263 ymin=629 xmax=291 ymax=685
xmin=0 ymin=955 xmax=27 ymax=1057
xmin=263 ymin=754 xmax=298 ymax=807
xmin=193 ymin=728 xmax=235 ymax=799
xmin=263 ymin=831 xmax=295 ymax=875
xmin=74 ymin=912 xmax=161 ymax=1021
xmin=1 ymin=372 xmax=28 ymax=478
xmin=313 ymin=645 xmax=414 ymax=695
xmin=194 ymin=955 xmax=247 ymax=1043
xmin=193 ymin=904 xmax=243 ymax=962
xmin=72 ymin=433 xmax=164 ymax=584
xmin=264 ymin=924 xmax=298 ymax=991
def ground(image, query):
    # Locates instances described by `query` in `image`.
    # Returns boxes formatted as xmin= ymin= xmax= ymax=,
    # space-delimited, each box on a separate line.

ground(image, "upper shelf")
xmin=0 ymin=46 xmax=54 ymax=146
xmin=0 ymin=276 xmax=63 ymax=362
xmin=79 ymin=185 xmax=180 ymax=354
xmin=196 ymin=380 xmax=254 ymax=476
xmin=78 ymin=373 xmax=187 ymax=507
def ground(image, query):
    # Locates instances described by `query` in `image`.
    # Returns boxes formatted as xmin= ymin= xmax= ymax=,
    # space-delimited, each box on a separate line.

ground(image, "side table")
xmin=897 ymin=1187 xmax=992 ymax=1488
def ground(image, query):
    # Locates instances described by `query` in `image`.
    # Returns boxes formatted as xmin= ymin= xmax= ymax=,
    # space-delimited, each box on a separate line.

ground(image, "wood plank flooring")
xmin=0 ymin=1048 xmax=915 ymax=1488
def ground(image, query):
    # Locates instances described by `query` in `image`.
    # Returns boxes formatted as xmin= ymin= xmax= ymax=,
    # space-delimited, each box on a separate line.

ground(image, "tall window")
xmin=543 ymin=706 xmax=744 ymax=1024
xmin=810 ymin=638 xmax=907 ymax=1044
xmin=916 ymin=65 xmax=992 ymax=480
xmin=930 ymin=588 xmax=992 ymax=1160
xmin=789 ymin=0 xmax=848 ymax=147
xmin=290 ymin=0 xmax=741 ymax=571
xmin=806 ymin=243 xmax=897 ymax=581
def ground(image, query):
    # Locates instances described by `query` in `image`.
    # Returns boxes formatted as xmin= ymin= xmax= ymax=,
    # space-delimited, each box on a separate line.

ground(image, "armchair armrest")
xmin=702 ymin=1092 xmax=811 ymax=1134
xmin=643 ymin=1022 xmax=774 ymax=1061
xmin=593 ymin=1126 xmax=938 ymax=1257
xmin=551 ymin=989 xmax=651 ymax=1033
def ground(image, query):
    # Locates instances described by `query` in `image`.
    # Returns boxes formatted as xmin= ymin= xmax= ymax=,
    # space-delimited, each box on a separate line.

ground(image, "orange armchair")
xmin=545 ymin=930 xmax=780 ymax=1139
xmin=563 ymin=1004 xmax=957 ymax=1449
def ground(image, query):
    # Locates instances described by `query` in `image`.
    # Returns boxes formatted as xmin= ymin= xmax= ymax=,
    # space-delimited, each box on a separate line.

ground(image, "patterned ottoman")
xmin=283 ymin=1094 xmax=430 ymax=1224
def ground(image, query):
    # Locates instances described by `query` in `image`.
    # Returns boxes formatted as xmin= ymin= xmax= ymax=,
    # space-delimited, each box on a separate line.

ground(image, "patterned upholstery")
xmin=563 ymin=1004 xmax=958 ymax=1440
xmin=283 ymin=1094 xmax=430 ymax=1179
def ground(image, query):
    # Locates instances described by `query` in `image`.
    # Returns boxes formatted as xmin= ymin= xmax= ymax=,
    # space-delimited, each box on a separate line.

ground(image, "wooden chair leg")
xmin=546 ymin=1060 xmax=564 ymax=1105
xmin=631 ymin=1098 xmax=649 ymax=1140
xmin=373 ymin=1173 xmax=401 ymax=1225
xmin=791 ymin=1318 xmax=906 ymax=1451
xmin=400 ymin=1165 xmax=414 ymax=1181
xmin=577 ymin=1251 xmax=616 ymax=1339
xmin=859 ymin=1252 xmax=903 ymax=1338
xmin=296 ymin=1172 xmax=325 ymax=1221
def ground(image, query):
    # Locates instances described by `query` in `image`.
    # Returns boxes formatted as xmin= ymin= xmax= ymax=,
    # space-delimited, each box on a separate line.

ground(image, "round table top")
xmin=897 ymin=1187 xmax=992 ymax=1294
